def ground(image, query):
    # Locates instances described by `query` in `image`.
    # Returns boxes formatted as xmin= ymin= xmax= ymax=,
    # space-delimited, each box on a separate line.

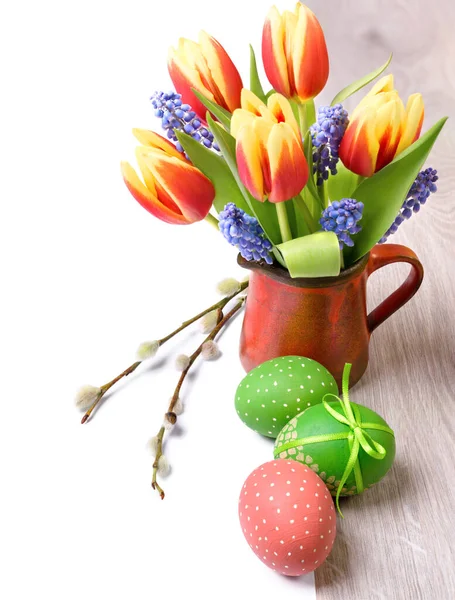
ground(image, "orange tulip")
xmin=231 ymin=89 xmax=301 ymax=142
xmin=262 ymin=3 xmax=329 ymax=102
xmin=235 ymin=117 xmax=309 ymax=204
xmin=339 ymin=75 xmax=425 ymax=177
xmin=168 ymin=31 xmax=243 ymax=119
xmin=121 ymin=129 xmax=215 ymax=224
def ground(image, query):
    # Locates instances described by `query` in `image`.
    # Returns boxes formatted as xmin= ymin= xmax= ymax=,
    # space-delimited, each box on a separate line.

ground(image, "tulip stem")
xmin=276 ymin=202 xmax=293 ymax=243
xmin=205 ymin=213 xmax=219 ymax=230
xmin=297 ymin=100 xmax=316 ymax=137
xmin=356 ymin=175 xmax=366 ymax=189
xmin=318 ymin=181 xmax=329 ymax=209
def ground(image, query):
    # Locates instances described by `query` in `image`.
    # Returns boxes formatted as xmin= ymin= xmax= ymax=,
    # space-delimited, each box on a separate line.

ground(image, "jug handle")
xmin=366 ymin=244 xmax=424 ymax=333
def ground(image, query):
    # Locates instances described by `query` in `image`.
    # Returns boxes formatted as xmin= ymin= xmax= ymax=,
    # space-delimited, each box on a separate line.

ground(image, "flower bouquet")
xmin=121 ymin=3 xmax=445 ymax=280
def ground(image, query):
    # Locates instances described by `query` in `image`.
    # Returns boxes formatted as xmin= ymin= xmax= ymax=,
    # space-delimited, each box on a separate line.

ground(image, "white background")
xmin=0 ymin=1 xmax=317 ymax=598
xmin=2 ymin=1 xmax=453 ymax=599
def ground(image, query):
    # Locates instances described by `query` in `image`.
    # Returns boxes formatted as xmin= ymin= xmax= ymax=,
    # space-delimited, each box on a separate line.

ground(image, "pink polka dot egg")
xmin=238 ymin=459 xmax=336 ymax=576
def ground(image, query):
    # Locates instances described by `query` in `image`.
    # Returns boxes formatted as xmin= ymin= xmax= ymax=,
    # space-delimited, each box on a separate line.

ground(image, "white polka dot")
xmin=269 ymin=495 xmax=274 ymax=501
xmin=276 ymin=508 xmax=281 ymax=514
xmin=290 ymin=519 xmax=295 ymax=524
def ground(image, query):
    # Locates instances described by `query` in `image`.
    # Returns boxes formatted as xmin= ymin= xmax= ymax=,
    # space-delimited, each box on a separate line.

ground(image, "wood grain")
xmin=300 ymin=1 xmax=455 ymax=598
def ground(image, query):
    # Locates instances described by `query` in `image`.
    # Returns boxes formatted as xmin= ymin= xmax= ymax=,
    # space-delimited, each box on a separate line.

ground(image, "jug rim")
xmin=237 ymin=252 xmax=370 ymax=288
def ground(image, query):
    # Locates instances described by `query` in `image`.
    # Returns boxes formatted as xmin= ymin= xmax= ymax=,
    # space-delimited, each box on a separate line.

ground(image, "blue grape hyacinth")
xmin=219 ymin=203 xmax=273 ymax=264
xmin=379 ymin=168 xmax=438 ymax=243
xmin=310 ymin=104 xmax=349 ymax=186
xmin=320 ymin=199 xmax=364 ymax=249
xmin=150 ymin=90 xmax=219 ymax=153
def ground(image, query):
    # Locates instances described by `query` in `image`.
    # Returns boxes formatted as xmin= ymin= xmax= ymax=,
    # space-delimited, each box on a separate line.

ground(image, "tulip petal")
xmin=262 ymin=6 xmax=291 ymax=97
xmin=231 ymin=109 xmax=258 ymax=139
xmin=367 ymin=74 xmax=395 ymax=97
xmin=168 ymin=45 xmax=215 ymax=119
xmin=141 ymin=151 xmax=215 ymax=223
xmin=198 ymin=31 xmax=243 ymax=112
xmin=240 ymin=89 xmax=273 ymax=119
xmin=121 ymin=161 xmax=188 ymax=225
xmin=132 ymin=128 xmax=187 ymax=162
xmin=266 ymin=122 xmax=309 ymax=203
xmin=292 ymin=4 xmax=329 ymax=101
xmin=395 ymin=93 xmax=424 ymax=156
xmin=135 ymin=148 xmax=182 ymax=215
xmin=267 ymin=93 xmax=301 ymax=143
xmin=339 ymin=109 xmax=379 ymax=177
xmin=236 ymin=123 xmax=265 ymax=202
xmin=374 ymin=96 xmax=405 ymax=172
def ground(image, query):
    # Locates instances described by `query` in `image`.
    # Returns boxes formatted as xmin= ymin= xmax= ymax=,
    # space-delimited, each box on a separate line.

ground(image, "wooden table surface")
xmin=303 ymin=1 xmax=455 ymax=598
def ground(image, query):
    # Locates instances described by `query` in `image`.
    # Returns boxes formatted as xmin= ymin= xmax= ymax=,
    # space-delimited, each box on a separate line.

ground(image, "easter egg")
xmin=235 ymin=356 xmax=338 ymax=438
xmin=274 ymin=402 xmax=395 ymax=498
xmin=238 ymin=459 xmax=336 ymax=576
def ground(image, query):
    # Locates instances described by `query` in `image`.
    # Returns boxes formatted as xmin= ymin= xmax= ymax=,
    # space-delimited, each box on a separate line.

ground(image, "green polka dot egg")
xmin=235 ymin=356 xmax=338 ymax=438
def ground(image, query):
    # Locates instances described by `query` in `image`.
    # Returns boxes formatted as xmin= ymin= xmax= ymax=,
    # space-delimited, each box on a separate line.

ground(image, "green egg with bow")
xmin=235 ymin=356 xmax=338 ymax=438
xmin=274 ymin=364 xmax=395 ymax=511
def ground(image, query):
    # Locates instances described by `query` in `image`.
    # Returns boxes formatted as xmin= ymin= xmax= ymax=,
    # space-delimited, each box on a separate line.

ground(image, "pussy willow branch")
xmin=80 ymin=281 xmax=248 ymax=424
xmin=152 ymin=297 xmax=246 ymax=499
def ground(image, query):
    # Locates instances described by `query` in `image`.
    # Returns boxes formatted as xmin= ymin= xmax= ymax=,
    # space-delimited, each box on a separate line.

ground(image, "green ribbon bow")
xmin=274 ymin=363 xmax=394 ymax=517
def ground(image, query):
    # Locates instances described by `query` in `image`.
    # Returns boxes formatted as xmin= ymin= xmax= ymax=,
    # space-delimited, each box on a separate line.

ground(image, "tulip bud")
xmin=121 ymin=130 xmax=215 ymax=225
xmin=168 ymin=31 xmax=243 ymax=118
xmin=236 ymin=118 xmax=309 ymax=203
xmin=262 ymin=3 xmax=329 ymax=102
xmin=339 ymin=75 xmax=424 ymax=177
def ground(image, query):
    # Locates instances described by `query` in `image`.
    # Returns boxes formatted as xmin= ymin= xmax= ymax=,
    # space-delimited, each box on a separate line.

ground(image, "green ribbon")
xmin=274 ymin=363 xmax=394 ymax=517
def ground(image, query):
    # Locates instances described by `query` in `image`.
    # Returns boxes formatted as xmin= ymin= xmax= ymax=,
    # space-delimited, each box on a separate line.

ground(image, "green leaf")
xmin=207 ymin=115 xmax=282 ymax=244
xmin=345 ymin=117 xmax=448 ymax=264
xmin=297 ymin=189 xmax=320 ymax=232
xmin=328 ymin=163 xmax=360 ymax=201
xmin=331 ymin=54 xmax=393 ymax=106
xmin=249 ymin=45 xmax=266 ymax=102
xmin=175 ymin=131 xmax=249 ymax=215
xmin=276 ymin=232 xmax=341 ymax=278
xmin=292 ymin=197 xmax=311 ymax=237
xmin=192 ymin=89 xmax=232 ymax=129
